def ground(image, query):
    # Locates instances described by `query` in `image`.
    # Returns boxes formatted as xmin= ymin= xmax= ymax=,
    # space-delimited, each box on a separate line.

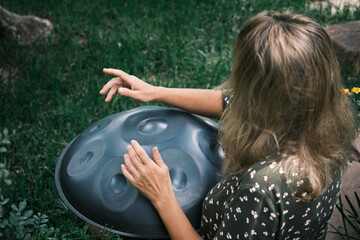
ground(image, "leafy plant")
xmin=0 ymin=197 xmax=10 ymax=238
xmin=0 ymin=128 xmax=12 ymax=153
xmin=7 ymin=200 xmax=35 ymax=240
xmin=331 ymin=191 xmax=360 ymax=240
xmin=2 ymin=200 xmax=64 ymax=240
xmin=0 ymin=129 xmax=12 ymax=238
xmin=0 ymin=129 xmax=64 ymax=239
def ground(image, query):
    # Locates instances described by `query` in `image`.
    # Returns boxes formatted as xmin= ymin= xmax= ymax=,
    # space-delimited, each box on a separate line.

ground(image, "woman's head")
xmin=220 ymin=11 xmax=356 ymax=199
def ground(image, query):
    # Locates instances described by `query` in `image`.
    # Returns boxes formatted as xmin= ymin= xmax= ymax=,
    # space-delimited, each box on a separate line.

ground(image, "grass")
xmin=0 ymin=0 xmax=359 ymax=239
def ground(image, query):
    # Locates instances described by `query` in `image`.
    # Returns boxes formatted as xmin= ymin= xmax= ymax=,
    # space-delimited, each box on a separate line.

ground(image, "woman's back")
xmin=200 ymin=159 xmax=342 ymax=240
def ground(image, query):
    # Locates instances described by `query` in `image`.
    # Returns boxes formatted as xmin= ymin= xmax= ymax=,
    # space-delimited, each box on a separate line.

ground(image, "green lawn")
xmin=0 ymin=0 xmax=359 ymax=239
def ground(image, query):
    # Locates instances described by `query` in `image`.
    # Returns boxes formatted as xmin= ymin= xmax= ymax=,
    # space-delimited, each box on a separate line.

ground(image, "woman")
xmin=100 ymin=11 xmax=356 ymax=240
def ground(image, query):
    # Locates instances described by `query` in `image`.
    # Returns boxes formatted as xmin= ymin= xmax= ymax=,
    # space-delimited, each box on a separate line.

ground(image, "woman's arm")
xmin=122 ymin=140 xmax=203 ymax=240
xmin=100 ymin=68 xmax=223 ymax=119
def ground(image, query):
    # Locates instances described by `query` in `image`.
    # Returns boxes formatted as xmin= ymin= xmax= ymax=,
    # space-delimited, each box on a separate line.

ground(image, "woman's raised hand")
xmin=100 ymin=68 xmax=158 ymax=103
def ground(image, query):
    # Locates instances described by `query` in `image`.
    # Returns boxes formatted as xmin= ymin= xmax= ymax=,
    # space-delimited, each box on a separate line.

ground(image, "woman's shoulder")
xmin=236 ymin=160 xmax=282 ymax=188
xmin=232 ymin=159 xmax=342 ymax=201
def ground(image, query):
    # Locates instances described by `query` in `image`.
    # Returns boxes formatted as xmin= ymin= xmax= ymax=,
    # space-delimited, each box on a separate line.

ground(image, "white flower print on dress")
xmin=281 ymin=222 xmax=286 ymax=230
xmin=250 ymin=170 xmax=256 ymax=178
xmin=213 ymin=223 xmax=218 ymax=231
xmin=297 ymin=180 xmax=304 ymax=187
xmin=269 ymin=162 xmax=277 ymax=169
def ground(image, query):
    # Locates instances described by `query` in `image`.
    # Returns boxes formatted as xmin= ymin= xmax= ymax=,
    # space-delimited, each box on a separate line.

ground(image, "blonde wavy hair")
xmin=220 ymin=11 xmax=357 ymax=200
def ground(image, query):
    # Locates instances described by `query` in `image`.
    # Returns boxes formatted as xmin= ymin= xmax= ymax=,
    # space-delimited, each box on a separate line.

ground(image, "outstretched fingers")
xmin=152 ymin=147 xmax=166 ymax=168
xmin=130 ymin=140 xmax=153 ymax=165
xmin=105 ymin=86 xmax=118 ymax=102
xmin=103 ymin=68 xmax=130 ymax=78
xmin=121 ymin=155 xmax=136 ymax=183
xmin=100 ymin=77 xmax=121 ymax=94
xmin=103 ymin=68 xmax=134 ymax=86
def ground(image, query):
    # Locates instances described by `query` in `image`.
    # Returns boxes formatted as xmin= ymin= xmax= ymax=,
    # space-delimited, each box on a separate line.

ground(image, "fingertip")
xmin=121 ymin=164 xmax=128 ymax=174
xmin=126 ymin=145 xmax=132 ymax=152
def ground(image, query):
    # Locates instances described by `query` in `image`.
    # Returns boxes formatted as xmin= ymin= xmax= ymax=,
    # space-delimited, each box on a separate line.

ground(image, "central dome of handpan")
xmin=55 ymin=106 xmax=224 ymax=238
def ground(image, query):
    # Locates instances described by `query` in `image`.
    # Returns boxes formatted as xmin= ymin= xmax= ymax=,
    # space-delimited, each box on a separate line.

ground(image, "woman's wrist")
xmin=152 ymin=189 xmax=177 ymax=211
xmin=153 ymin=86 xmax=167 ymax=103
xmin=152 ymin=190 xmax=203 ymax=240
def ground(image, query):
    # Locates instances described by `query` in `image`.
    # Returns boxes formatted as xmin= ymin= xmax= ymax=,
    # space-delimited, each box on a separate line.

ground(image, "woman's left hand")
xmin=122 ymin=140 xmax=174 ymax=208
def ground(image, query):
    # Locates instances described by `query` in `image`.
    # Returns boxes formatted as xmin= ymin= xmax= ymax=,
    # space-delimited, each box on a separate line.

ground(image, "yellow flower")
xmin=344 ymin=88 xmax=350 ymax=95
xmin=351 ymin=87 xmax=360 ymax=94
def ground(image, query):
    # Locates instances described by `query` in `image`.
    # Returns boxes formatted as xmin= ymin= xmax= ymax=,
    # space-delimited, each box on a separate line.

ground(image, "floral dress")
xmin=199 ymin=160 xmax=342 ymax=240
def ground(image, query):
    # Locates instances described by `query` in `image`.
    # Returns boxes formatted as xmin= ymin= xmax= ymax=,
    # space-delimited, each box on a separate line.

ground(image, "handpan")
xmin=55 ymin=106 xmax=224 ymax=238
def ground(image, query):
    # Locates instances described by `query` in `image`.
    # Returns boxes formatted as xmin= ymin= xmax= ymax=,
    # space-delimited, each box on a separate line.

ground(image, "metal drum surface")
xmin=55 ymin=106 xmax=224 ymax=238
